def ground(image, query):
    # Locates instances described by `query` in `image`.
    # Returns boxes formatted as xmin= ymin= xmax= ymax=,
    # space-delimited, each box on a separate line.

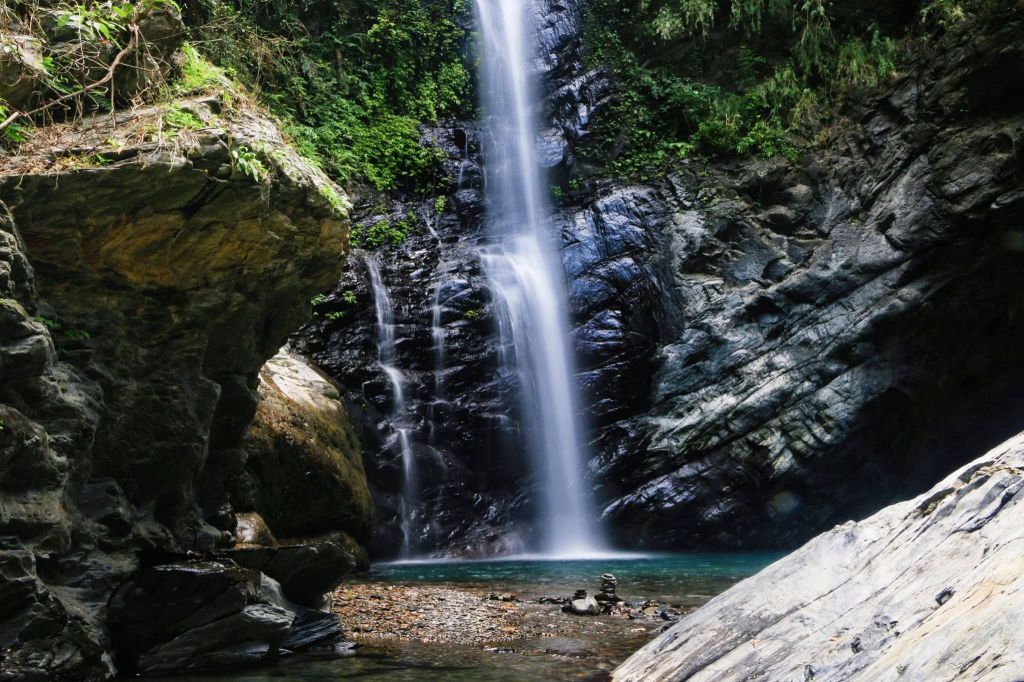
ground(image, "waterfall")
xmin=366 ymin=256 xmax=418 ymax=557
xmin=474 ymin=0 xmax=605 ymax=556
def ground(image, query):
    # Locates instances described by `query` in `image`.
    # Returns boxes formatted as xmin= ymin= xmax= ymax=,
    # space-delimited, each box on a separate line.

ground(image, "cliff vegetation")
xmin=579 ymin=0 xmax=1015 ymax=176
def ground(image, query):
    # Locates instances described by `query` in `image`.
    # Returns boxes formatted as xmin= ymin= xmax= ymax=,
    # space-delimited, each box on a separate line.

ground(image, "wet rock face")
xmin=297 ymin=122 xmax=533 ymax=557
xmin=612 ymin=431 xmax=1024 ymax=681
xmin=598 ymin=19 xmax=1024 ymax=549
xmin=294 ymin=0 xmax=617 ymax=558
xmin=302 ymin=6 xmax=1024 ymax=557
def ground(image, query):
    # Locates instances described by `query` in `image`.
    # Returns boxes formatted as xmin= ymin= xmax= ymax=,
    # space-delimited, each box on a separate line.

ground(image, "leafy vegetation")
xmin=162 ymin=104 xmax=203 ymax=131
xmin=230 ymin=144 xmax=267 ymax=182
xmin=187 ymin=0 xmax=474 ymax=193
xmin=351 ymin=216 xmax=415 ymax=249
xmin=176 ymin=43 xmax=228 ymax=94
xmin=577 ymin=0 xmax=1000 ymax=176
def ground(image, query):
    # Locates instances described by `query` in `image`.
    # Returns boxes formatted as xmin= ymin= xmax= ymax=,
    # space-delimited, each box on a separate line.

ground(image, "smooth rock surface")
xmin=613 ymin=432 xmax=1024 ymax=681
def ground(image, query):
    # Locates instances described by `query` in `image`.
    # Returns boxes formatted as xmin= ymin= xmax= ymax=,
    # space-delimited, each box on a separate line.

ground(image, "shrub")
xmin=578 ymin=0 xmax=921 ymax=174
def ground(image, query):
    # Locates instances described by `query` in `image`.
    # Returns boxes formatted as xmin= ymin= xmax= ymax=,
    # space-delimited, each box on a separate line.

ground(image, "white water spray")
xmin=474 ymin=0 xmax=604 ymax=556
xmin=366 ymin=256 xmax=418 ymax=557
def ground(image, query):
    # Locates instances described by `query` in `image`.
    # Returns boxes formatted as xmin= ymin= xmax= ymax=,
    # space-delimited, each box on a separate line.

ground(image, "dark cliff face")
xmin=296 ymin=0 xmax=604 ymax=558
xmin=300 ymin=3 xmax=1024 ymax=557
xmin=596 ymin=16 xmax=1024 ymax=549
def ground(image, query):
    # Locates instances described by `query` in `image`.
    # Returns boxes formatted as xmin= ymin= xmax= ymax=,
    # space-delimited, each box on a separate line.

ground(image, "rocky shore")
xmin=330 ymin=573 xmax=692 ymax=677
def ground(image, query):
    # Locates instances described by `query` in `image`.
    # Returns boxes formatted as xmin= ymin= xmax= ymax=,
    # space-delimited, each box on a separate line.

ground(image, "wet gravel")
xmin=333 ymin=584 xmax=522 ymax=643
xmin=332 ymin=583 xmax=691 ymax=650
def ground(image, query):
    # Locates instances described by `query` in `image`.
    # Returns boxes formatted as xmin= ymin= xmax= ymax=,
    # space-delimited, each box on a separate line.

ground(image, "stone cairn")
xmin=595 ymin=573 xmax=621 ymax=604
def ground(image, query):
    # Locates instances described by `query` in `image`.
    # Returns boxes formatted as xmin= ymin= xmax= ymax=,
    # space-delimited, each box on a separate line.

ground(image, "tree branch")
xmin=0 ymin=23 xmax=141 ymax=134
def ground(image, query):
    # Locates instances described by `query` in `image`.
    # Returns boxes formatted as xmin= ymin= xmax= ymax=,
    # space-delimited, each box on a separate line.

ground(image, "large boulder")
xmin=230 ymin=347 xmax=375 ymax=545
xmin=0 ymin=32 xmax=47 ymax=110
xmin=1 ymin=95 xmax=348 ymax=551
xmin=108 ymin=560 xmax=348 ymax=675
xmin=613 ymin=432 xmax=1024 ymax=681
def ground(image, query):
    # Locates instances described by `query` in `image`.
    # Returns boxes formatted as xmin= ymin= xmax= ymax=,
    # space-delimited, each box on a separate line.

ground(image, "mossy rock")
xmin=237 ymin=348 xmax=375 ymax=545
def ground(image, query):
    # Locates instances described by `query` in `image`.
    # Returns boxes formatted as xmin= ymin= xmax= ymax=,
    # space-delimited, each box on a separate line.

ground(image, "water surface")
xmin=183 ymin=553 xmax=781 ymax=681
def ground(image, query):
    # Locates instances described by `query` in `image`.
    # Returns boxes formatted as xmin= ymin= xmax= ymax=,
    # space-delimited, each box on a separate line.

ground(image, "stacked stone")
xmin=596 ymin=573 xmax=620 ymax=603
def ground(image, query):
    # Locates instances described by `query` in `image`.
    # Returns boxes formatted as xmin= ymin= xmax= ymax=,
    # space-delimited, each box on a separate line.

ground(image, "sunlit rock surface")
xmin=613 ymin=432 xmax=1024 ymax=681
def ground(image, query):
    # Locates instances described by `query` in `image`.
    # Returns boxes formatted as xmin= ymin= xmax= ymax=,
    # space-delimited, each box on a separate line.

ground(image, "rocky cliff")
xmin=594 ymin=12 xmax=1024 ymax=549
xmin=298 ymin=2 xmax=1024 ymax=556
xmin=0 ymin=40 xmax=370 ymax=674
xmin=295 ymin=0 xmax=592 ymax=557
xmin=612 ymin=429 xmax=1024 ymax=681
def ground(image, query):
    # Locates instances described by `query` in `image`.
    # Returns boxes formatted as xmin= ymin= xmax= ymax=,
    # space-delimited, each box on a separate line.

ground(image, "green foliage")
xmin=177 ymin=43 xmax=227 ymax=94
xmin=230 ymin=145 xmax=267 ymax=182
xmin=189 ymin=0 xmax=473 ymax=193
xmin=0 ymin=98 xmax=27 ymax=144
xmin=834 ymin=29 xmax=898 ymax=92
xmin=319 ymin=185 xmax=348 ymax=216
xmin=162 ymin=105 xmax=203 ymax=131
xmin=463 ymin=309 xmax=481 ymax=320
xmin=651 ymin=0 xmax=716 ymax=40
xmin=920 ymin=0 xmax=1001 ymax=26
xmin=434 ymin=196 xmax=447 ymax=215
xmin=342 ymin=290 xmax=358 ymax=305
xmin=351 ymin=216 xmax=414 ymax=249
xmin=580 ymin=0 xmax=916 ymax=175
xmin=310 ymin=294 xmax=328 ymax=306
xmin=35 ymin=316 xmax=59 ymax=330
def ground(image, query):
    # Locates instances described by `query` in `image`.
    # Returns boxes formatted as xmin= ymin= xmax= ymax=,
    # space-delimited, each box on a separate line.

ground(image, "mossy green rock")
xmin=235 ymin=348 xmax=375 ymax=546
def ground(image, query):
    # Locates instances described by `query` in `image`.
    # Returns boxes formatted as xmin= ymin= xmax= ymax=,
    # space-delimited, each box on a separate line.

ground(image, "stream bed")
xmin=182 ymin=553 xmax=781 ymax=681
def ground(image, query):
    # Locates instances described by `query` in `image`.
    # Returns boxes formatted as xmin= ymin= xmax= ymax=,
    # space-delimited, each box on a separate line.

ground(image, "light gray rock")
xmin=613 ymin=432 xmax=1024 ymax=682
xmin=568 ymin=596 xmax=600 ymax=616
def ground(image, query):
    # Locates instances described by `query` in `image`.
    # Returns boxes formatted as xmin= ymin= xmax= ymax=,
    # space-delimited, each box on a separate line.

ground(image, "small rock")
xmin=564 ymin=595 xmax=600 ymax=616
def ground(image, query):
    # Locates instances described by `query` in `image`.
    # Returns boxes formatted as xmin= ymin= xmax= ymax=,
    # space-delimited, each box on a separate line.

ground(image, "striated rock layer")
xmin=595 ymin=13 xmax=1024 ymax=549
xmin=613 ymin=431 xmax=1024 ymax=681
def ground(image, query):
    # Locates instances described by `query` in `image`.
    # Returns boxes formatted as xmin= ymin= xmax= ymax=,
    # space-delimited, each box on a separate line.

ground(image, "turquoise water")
xmin=365 ymin=553 xmax=782 ymax=605
xmin=179 ymin=553 xmax=781 ymax=681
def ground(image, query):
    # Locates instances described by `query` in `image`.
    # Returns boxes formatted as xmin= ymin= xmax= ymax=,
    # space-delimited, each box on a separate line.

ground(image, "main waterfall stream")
xmin=475 ymin=0 xmax=604 ymax=557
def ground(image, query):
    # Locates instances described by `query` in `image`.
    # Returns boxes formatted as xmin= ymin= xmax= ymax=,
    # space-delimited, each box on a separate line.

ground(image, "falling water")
xmin=366 ymin=256 xmax=418 ymax=557
xmin=431 ymin=274 xmax=447 ymax=401
xmin=474 ymin=0 xmax=604 ymax=556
